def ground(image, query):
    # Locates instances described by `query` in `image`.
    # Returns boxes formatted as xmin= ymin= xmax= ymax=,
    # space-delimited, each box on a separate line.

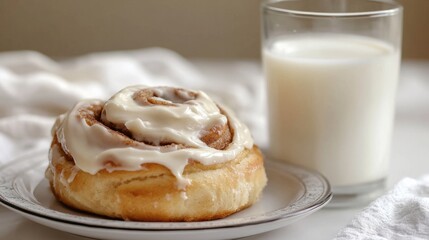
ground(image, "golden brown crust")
xmin=46 ymin=86 xmax=266 ymax=222
xmin=46 ymin=137 xmax=267 ymax=221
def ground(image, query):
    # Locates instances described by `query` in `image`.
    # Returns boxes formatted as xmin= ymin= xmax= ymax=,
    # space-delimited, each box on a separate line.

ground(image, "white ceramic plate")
xmin=0 ymin=151 xmax=331 ymax=240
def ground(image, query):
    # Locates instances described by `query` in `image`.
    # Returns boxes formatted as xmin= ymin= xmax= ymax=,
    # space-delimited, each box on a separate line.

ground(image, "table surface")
xmin=1 ymin=60 xmax=428 ymax=240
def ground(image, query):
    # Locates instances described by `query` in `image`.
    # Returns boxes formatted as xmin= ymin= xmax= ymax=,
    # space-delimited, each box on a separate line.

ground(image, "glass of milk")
xmin=262 ymin=0 xmax=402 ymax=206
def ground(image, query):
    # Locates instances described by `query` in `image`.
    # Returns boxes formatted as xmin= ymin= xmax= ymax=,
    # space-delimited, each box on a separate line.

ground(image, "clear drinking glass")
xmin=262 ymin=0 xmax=402 ymax=206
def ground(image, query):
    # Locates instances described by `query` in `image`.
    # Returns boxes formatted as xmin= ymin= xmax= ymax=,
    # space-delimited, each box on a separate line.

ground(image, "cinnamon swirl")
xmin=46 ymin=86 xmax=267 ymax=221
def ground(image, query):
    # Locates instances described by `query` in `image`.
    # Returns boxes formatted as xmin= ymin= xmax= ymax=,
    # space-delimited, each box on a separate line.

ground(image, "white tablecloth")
xmin=0 ymin=58 xmax=428 ymax=240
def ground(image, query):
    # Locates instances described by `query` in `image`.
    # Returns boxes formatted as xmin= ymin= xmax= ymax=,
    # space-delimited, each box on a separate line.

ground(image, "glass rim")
xmin=262 ymin=0 xmax=402 ymax=18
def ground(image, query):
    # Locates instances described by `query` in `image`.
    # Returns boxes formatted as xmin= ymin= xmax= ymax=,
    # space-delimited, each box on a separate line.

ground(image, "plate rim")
xmin=1 ymin=201 xmax=327 ymax=240
xmin=0 ymin=157 xmax=332 ymax=230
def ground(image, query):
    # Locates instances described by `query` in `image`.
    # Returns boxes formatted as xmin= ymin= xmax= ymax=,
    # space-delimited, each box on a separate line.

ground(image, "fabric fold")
xmin=335 ymin=177 xmax=429 ymax=240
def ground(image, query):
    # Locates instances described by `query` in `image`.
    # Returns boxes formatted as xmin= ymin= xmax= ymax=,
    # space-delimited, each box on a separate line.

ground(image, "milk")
xmin=263 ymin=34 xmax=400 ymax=187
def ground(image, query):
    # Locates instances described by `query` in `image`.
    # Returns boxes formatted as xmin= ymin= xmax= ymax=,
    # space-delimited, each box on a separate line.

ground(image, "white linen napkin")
xmin=335 ymin=177 xmax=429 ymax=240
xmin=0 ymin=49 xmax=266 ymax=166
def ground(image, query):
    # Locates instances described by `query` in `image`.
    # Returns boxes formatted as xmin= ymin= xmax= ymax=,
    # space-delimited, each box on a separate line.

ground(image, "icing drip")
xmin=55 ymin=85 xmax=253 ymax=189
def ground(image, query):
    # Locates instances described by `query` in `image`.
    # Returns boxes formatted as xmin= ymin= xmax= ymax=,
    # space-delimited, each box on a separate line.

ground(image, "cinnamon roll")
xmin=46 ymin=85 xmax=267 ymax=222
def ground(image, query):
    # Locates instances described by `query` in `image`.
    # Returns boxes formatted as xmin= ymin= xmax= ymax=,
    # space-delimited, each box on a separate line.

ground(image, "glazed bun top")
xmin=53 ymin=85 xmax=253 ymax=189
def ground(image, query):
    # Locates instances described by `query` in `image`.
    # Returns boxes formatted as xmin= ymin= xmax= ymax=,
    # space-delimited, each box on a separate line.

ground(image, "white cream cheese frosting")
xmin=103 ymin=85 xmax=228 ymax=147
xmin=55 ymin=85 xmax=253 ymax=189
